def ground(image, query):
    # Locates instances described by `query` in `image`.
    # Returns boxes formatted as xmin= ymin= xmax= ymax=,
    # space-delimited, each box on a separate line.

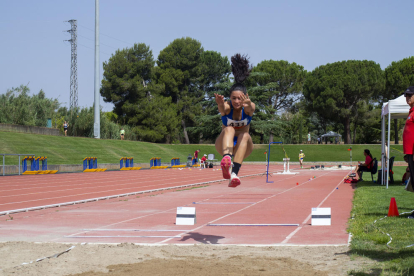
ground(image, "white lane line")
xmin=157 ymin=172 xmax=330 ymax=244
xmin=56 ymin=169 xmax=282 ymax=241
xmin=281 ymin=170 xmax=352 ymax=244
xmin=52 ymin=171 xmax=272 ymax=241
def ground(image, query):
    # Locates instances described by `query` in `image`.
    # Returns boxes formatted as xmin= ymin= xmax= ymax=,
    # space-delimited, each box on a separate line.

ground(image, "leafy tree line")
xmin=100 ymin=37 xmax=413 ymax=144
xmin=0 ymin=85 xmax=59 ymax=127
xmin=2 ymin=38 xmax=413 ymax=144
xmin=0 ymin=85 xmax=133 ymax=140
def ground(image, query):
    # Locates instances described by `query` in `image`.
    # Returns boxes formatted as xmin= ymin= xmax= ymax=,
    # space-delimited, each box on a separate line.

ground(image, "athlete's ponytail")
xmin=229 ymin=53 xmax=252 ymax=94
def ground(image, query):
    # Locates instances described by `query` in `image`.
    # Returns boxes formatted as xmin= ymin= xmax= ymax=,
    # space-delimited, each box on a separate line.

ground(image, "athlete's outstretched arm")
xmin=242 ymin=94 xmax=255 ymax=115
xmin=214 ymin=93 xmax=230 ymax=116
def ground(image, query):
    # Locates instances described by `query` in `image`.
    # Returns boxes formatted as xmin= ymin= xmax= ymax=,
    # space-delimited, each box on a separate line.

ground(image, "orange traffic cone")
xmin=387 ymin=197 xmax=399 ymax=217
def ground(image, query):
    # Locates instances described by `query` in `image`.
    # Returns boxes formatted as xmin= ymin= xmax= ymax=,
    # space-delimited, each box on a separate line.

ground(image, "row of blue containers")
xmin=22 ymin=157 xmax=47 ymax=173
xmin=83 ymin=157 xmax=98 ymax=170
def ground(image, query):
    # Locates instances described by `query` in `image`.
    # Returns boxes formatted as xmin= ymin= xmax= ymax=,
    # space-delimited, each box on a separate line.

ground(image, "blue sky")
xmin=1 ymin=0 xmax=413 ymax=111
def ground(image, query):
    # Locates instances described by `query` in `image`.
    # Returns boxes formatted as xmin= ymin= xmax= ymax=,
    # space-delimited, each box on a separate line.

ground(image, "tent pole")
xmin=387 ymin=112 xmax=391 ymax=189
xmin=382 ymin=114 xmax=385 ymax=185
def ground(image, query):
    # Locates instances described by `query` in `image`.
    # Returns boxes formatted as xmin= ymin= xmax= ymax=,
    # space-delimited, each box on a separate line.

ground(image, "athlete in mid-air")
xmin=214 ymin=53 xmax=255 ymax=188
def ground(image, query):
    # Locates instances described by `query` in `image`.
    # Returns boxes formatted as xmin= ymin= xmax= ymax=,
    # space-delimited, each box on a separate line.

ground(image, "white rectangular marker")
xmin=311 ymin=207 xmax=331 ymax=226
xmin=176 ymin=207 xmax=196 ymax=225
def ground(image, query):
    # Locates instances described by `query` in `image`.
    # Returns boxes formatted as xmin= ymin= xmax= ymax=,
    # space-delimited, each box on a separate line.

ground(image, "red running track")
xmin=0 ymin=165 xmax=354 ymax=245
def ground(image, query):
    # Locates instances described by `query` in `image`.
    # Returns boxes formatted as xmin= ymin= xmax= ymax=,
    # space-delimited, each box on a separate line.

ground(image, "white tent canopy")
xmin=381 ymin=95 xmax=409 ymax=188
xmin=381 ymin=95 xmax=409 ymax=119
xmin=321 ymin=131 xmax=341 ymax=137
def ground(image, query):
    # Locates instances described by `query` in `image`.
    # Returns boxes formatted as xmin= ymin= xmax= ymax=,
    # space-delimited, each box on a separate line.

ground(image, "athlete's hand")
xmin=242 ymin=94 xmax=252 ymax=107
xmin=214 ymin=93 xmax=225 ymax=105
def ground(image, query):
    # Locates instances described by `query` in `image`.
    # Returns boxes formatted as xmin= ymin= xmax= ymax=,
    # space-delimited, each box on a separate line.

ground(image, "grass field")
xmin=0 ymin=131 xmax=405 ymax=165
xmin=349 ymin=166 xmax=414 ymax=275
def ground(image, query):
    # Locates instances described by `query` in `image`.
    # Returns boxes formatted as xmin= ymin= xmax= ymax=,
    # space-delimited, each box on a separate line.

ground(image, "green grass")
xmin=0 ymin=131 xmax=405 ymax=165
xmin=348 ymin=166 xmax=414 ymax=275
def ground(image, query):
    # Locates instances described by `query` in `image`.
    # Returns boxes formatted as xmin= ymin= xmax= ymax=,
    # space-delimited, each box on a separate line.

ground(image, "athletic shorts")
xmin=233 ymin=136 xmax=238 ymax=146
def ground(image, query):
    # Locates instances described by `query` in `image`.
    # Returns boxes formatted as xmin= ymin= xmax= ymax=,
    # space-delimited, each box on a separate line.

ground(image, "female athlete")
xmin=214 ymin=54 xmax=255 ymax=188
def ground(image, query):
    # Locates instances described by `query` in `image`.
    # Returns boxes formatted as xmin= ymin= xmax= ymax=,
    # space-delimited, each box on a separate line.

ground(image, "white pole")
xmin=387 ymin=112 xmax=391 ymax=189
xmin=93 ymin=0 xmax=100 ymax=139
xmin=381 ymin=115 xmax=385 ymax=185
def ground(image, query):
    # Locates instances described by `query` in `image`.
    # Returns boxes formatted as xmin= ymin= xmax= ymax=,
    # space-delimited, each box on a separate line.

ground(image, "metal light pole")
xmin=93 ymin=0 xmax=100 ymax=138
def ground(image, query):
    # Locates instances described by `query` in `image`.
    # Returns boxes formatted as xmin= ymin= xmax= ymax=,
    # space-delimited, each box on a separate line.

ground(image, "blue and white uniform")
xmin=221 ymin=101 xmax=252 ymax=145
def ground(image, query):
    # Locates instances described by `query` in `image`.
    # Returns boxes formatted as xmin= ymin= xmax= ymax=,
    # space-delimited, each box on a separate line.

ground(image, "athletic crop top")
xmin=221 ymin=101 xmax=252 ymax=129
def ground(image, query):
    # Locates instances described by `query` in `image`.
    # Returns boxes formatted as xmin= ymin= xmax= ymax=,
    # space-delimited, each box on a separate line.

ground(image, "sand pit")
xmin=0 ymin=242 xmax=375 ymax=276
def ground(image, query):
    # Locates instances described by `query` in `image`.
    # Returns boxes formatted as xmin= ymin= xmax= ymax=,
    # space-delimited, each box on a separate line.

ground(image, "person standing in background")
xmin=63 ymin=121 xmax=69 ymax=136
xmin=402 ymin=86 xmax=414 ymax=219
xmin=307 ymin=132 xmax=311 ymax=144
xmin=299 ymin=150 xmax=305 ymax=169
xmin=120 ymin=128 xmax=125 ymax=140
xmin=194 ymin=149 xmax=200 ymax=164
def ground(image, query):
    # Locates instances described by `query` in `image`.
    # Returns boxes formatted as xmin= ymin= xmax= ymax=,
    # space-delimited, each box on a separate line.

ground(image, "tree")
xmin=303 ymin=60 xmax=384 ymax=144
xmin=127 ymin=95 xmax=180 ymax=143
xmin=100 ymin=43 xmax=162 ymax=123
xmin=189 ymin=51 xmax=231 ymax=143
xmin=384 ymin=56 xmax=414 ymax=144
xmin=248 ymin=60 xmax=307 ymax=142
xmin=0 ymin=85 xmax=59 ymax=127
xmin=156 ymin=37 xmax=205 ymax=144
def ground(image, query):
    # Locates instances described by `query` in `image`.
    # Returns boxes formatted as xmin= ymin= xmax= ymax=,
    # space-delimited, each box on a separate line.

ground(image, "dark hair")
xmin=364 ymin=149 xmax=373 ymax=159
xmin=229 ymin=54 xmax=252 ymax=95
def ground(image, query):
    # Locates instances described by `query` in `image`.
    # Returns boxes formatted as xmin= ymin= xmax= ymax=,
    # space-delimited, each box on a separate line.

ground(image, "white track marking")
xmin=157 ymin=172 xmax=334 ymax=244
xmin=58 ymin=170 xmax=291 ymax=241
xmin=281 ymin=170 xmax=351 ymax=244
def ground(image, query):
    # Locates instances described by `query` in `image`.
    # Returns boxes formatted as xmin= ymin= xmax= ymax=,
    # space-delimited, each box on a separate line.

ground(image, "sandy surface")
xmin=0 ymin=242 xmax=375 ymax=276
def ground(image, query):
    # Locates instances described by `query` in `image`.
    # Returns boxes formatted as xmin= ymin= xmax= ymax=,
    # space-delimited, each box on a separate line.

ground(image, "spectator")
xmin=63 ymin=121 xmax=69 ymax=136
xmin=383 ymin=142 xmax=388 ymax=168
xmin=299 ymin=150 xmax=305 ymax=169
xmin=194 ymin=149 xmax=200 ymax=164
xmin=335 ymin=137 xmax=338 ymax=144
xmin=317 ymin=137 xmax=321 ymax=144
xmin=356 ymin=149 xmax=373 ymax=181
xmin=402 ymin=155 xmax=410 ymax=185
xmin=307 ymin=132 xmax=311 ymax=144
xmin=120 ymin=128 xmax=125 ymax=140
xmin=402 ymin=86 xmax=414 ymax=219
xmin=201 ymin=154 xmax=207 ymax=168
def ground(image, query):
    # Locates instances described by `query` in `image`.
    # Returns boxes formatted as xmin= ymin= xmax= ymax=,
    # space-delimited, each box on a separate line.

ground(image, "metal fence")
xmin=1 ymin=153 xmax=35 ymax=176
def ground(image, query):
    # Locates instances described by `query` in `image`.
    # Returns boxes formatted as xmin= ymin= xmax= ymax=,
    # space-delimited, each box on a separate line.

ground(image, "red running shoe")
xmin=220 ymin=155 xmax=232 ymax=179
xmin=228 ymin=172 xmax=241 ymax=188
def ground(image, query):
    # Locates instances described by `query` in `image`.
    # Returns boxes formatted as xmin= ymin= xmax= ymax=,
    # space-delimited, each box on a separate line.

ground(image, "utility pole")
xmin=65 ymin=20 xmax=78 ymax=115
xmin=94 ymin=0 xmax=100 ymax=139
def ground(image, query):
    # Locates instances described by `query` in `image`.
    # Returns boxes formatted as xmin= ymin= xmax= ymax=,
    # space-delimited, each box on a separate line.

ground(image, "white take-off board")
xmin=176 ymin=207 xmax=196 ymax=225
xmin=311 ymin=208 xmax=331 ymax=226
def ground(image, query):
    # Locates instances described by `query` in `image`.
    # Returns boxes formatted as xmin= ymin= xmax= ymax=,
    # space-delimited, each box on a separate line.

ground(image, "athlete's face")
xmin=230 ymin=90 xmax=245 ymax=109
